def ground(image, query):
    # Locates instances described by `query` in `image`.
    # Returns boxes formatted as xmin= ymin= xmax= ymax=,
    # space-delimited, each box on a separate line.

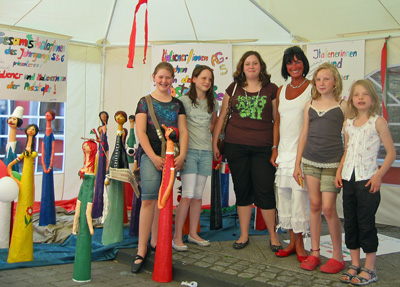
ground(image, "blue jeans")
xmin=180 ymin=149 xmax=213 ymax=177
xmin=140 ymin=154 xmax=162 ymax=201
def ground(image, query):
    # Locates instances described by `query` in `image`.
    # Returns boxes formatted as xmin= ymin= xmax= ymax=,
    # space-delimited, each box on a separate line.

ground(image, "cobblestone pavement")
xmin=116 ymin=220 xmax=400 ymax=287
xmin=1 ymin=220 xmax=399 ymax=287
xmin=0 ymin=260 xmax=181 ymax=287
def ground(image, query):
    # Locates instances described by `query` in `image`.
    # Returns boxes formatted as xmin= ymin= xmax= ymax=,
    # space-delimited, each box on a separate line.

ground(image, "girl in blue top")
xmin=132 ymin=62 xmax=188 ymax=273
xmin=335 ymin=79 xmax=395 ymax=285
xmin=172 ymin=65 xmax=219 ymax=251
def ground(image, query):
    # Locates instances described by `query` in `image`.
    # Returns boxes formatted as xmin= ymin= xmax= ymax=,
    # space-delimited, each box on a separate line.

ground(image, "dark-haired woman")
xmin=270 ymin=46 xmax=311 ymax=262
xmin=213 ymin=51 xmax=281 ymax=251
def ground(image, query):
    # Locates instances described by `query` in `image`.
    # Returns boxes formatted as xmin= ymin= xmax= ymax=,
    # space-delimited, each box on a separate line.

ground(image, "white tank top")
xmin=277 ymin=84 xmax=311 ymax=160
xmin=341 ymin=115 xmax=381 ymax=181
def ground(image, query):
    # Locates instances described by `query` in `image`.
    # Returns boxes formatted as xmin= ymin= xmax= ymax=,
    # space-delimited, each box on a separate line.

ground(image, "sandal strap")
xmin=349 ymin=265 xmax=361 ymax=272
xmin=360 ymin=267 xmax=376 ymax=276
xmin=134 ymin=254 xmax=145 ymax=261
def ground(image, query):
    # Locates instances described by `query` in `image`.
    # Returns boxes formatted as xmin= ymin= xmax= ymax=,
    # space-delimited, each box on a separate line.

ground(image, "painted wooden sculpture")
xmin=0 ymin=106 xmax=23 ymax=249
xmin=92 ymin=111 xmax=109 ymax=219
xmin=127 ymin=115 xmax=141 ymax=237
xmin=39 ymin=110 xmax=56 ymax=226
xmin=7 ymin=124 xmax=39 ymax=263
xmin=72 ymin=140 xmax=97 ymax=282
xmin=153 ymin=124 xmax=178 ymax=283
xmin=102 ymin=111 xmax=129 ymax=245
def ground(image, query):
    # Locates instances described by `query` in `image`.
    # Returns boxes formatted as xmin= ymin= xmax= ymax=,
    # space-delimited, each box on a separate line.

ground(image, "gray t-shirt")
xmin=180 ymin=95 xmax=219 ymax=151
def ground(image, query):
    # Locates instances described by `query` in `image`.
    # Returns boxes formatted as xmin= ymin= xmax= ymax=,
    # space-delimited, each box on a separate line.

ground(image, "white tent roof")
xmin=1 ymin=0 xmax=399 ymax=46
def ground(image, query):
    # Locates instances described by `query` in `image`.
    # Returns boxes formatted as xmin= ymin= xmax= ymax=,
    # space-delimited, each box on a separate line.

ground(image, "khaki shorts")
xmin=303 ymin=164 xmax=340 ymax=193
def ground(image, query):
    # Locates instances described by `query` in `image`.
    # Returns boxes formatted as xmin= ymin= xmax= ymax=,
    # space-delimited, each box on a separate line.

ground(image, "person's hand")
xmin=334 ymin=172 xmax=343 ymax=189
xmin=151 ymin=155 xmax=165 ymax=171
xmin=293 ymin=165 xmax=303 ymax=188
xmin=365 ymin=173 xmax=382 ymax=194
xmin=174 ymin=155 xmax=185 ymax=171
xmin=270 ymin=148 xmax=278 ymax=167
xmin=213 ymin=145 xmax=220 ymax=161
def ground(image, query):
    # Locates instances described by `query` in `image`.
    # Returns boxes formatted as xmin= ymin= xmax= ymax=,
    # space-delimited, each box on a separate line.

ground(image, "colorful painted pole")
xmin=39 ymin=110 xmax=56 ymax=226
xmin=210 ymin=157 xmax=223 ymax=230
xmin=153 ymin=125 xmax=177 ymax=283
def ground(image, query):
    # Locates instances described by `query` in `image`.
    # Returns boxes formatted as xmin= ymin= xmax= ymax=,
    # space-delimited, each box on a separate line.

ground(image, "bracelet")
xmin=271 ymin=146 xmax=277 ymax=150
xmin=310 ymin=248 xmax=320 ymax=252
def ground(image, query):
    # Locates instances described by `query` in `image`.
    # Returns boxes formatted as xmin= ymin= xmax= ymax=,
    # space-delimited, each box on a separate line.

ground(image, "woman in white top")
xmin=271 ymin=46 xmax=310 ymax=262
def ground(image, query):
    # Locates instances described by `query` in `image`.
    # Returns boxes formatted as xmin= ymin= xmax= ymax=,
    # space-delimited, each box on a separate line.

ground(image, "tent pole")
xmin=100 ymin=0 xmax=118 ymax=111
xmin=249 ymin=0 xmax=301 ymax=43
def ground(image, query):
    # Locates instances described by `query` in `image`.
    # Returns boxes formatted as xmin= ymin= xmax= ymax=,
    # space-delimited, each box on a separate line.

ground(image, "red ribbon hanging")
xmin=380 ymin=37 xmax=389 ymax=122
xmin=127 ymin=0 xmax=148 ymax=68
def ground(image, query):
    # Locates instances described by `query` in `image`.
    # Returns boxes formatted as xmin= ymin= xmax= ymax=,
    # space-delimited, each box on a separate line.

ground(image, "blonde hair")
xmin=311 ymin=62 xmax=343 ymax=101
xmin=347 ymin=79 xmax=380 ymax=119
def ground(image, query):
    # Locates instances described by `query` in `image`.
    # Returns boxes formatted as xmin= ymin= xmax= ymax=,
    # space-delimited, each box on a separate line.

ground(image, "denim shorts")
xmin=140 ymin=154 xmax=162 ymax=200
xmin=180 ymin=149 xmax=213 ymax=177
xmin=303 ymin=163 xmax=340 ymax=193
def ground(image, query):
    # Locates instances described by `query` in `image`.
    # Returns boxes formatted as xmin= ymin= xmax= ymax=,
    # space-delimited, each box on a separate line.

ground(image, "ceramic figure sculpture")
xmin=92 ymin=111 xmax=109 ymax=219
xmin=7 ymin=124 xmax=39 ymax=263
xmin=102 ymin=111 xmax=129 ymax=245
xmin=0 ymin=106 xmax=23 ymax=249
xmin=72 ymin=140 xmax=97 ymax=282
xmin=39 ymin=110 xmax=56 ymax=226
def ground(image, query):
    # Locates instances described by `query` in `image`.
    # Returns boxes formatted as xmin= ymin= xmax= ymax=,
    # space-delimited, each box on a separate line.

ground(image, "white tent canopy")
xmin=1 ymin=0 xmax=399 ymax=227
xmin=1 ymin=0 xmax=400 ymax=46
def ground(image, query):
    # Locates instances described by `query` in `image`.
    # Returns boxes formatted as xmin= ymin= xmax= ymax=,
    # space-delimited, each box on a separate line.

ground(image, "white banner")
xmin=151 ymin=44 xmax=233 ymax=101
xmin=0 ymin=30 xmax=68 ymax=102
xmin=307 ymin=40 xmax=365 ymax=99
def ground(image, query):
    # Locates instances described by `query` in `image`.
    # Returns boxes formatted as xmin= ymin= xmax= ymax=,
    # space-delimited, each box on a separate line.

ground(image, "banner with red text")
xmin=307 ymin=40 xmax=365 ymax=99
xmin=0 ymin=29 xmax=68 ymax=102
xmin=151 ymin=44 xmax=232 ymax=101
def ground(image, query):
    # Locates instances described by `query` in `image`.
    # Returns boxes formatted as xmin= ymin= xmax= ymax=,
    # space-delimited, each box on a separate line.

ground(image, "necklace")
xmin=289 ymin=78 xmax=307 ymax=89
xmin=244 ymin=87 xmax=261 ymax=106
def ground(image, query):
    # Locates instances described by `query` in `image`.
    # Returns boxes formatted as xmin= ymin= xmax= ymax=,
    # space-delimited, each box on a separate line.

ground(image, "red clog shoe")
xmin=300 ymin=255 xmax=321 ymax=271
xmin=297 ymin=254 xmax=308 ymax=262
xmin=320 ymin=258 xmax=345 ymax=274
xmin=275 ymin=249 xmax=296 ymax=257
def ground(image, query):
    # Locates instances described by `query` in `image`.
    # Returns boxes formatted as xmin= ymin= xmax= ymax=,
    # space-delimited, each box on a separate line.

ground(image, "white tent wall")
xmin=29 ymin=37 xmax=400 ymax=226
xmin=35 ymin=44 xmax=103 ymax=201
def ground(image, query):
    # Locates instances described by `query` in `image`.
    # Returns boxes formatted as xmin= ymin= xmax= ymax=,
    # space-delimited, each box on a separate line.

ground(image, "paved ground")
xmin=1 ymin=219 xmax=399 ymax=287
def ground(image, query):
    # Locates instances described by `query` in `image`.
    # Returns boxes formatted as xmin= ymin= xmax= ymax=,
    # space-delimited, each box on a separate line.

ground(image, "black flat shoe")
xmin=131 ymin=254 xmax=146 ymax=273
xmin=269 ymin=241 xmax=283 ymax=252
xmin=233 ymin=239 xmax=249 ymax=250
xmin=149 ymin=244 xmax=156 ymax=252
